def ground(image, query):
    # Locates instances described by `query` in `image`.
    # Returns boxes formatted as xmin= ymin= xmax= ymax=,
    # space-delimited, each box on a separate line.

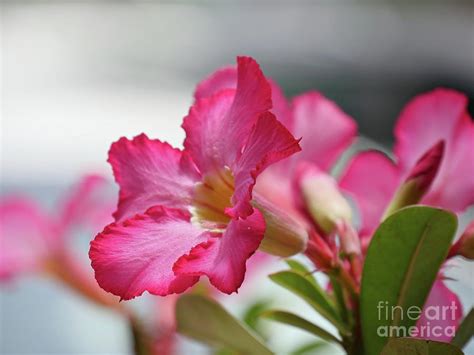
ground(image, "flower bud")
xmin=336 ymin=220 xmax=361 ymax=256
xmin=304 ymin=230 xmax=335 ymax=272
xmin=383 ymin=140 xmax=444 ymax=220
xmin=297 ymin=164 xmax=352 ymax=235
xmin=253 ymin=194 xmax=308 ymax=257
xmin=449 ymin=221 xmax=474 ymax=259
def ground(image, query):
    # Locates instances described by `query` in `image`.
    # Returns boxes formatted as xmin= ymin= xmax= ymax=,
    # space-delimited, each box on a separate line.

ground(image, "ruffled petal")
xmin=108 ymin=134 xmax=200 ymax=221
xmin=339 ymin=151 xmax=400 ymax=235
xmin=183 ymin=56 xmax=272 ymax=173
xmin=416 ymin=279 xmax=463 ymax=342
xmin=58 ymin=174 xmax=115 ymax=234
xmin=0 ymin=198 xmax=54 ymax=279
xmin=290 ymin=92 xmax=357 ymax=171
xmin=173 ymin=209 xmax=265 ymax=294
xmin=229 ymin=112 xmax=301 ymax=218
xmin=394 ymin=88 xmax=474 ymax=212
xmin=89 ymin=206 xmax=210 ymax=300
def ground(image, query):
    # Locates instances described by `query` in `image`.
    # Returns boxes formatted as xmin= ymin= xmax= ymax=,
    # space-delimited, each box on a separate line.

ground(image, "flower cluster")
xmin=3 ymin=55 xmax=472 ymax=355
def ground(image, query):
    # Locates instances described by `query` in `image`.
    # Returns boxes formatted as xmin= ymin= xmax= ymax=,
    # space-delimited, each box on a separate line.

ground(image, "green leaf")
xmin=176 ymin=294 xmax=273 ymax=355
xmin=269 ymin=270 xmax=347 ymax=334
xmin=261 ymin=310 xmax=341 ymax=345
xmin=285 ymin=259 xmax=320 ymax=288
xmin=290 ymin=341 xmax=329 ymax=355
xmin=361 ymin=206 xmax=458 ymax=355
xmin=452 ymin=307 xmax=474 ymax=348
xmin=381 ymin=337 xmax=463 ymax=355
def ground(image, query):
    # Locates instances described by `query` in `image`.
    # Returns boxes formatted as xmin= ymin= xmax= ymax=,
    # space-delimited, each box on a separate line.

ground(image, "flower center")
xmin=191 ymin=168 xmax=234 ymax=231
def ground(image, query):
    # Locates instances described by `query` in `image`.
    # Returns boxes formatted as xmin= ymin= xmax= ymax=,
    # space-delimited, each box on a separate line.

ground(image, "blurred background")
xmin=1 ymin=1 xmax=473 ymax=354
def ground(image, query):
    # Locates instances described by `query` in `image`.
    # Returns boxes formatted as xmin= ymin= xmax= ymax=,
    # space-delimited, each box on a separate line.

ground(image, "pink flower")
xmin=0 ymin=175 xmax=119 ymax=309
xmin=89 ymin=57 xmax=301 ymax=300
xmin=0 ymin=174 xmax=113 ymax=280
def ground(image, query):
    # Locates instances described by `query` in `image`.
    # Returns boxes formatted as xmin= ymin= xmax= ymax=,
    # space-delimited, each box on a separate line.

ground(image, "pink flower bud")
xmin=336 ymin=220 xmax=361 ymax=256
xmin=297 ymin=164 xmax=352 ymax=234
xmin=304 ymin=230 xmax=335 ymax=272
xmin=383 ymin=140 xmax=444 ymax=219
xmin=253 ymin=194 xmax=308 ymax=257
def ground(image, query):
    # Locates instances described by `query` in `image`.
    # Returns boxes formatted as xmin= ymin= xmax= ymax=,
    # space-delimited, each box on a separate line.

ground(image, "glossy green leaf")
xmin=381 ymin=337 xmax=463 ymax=355
xmin=176 ymin=294 xmax=273 ymax=355
xmin=361 ymin=206 xmax=458 ymax=355
xmin=452 ymin=307 xmax=474 ymax=348
xmin=269 ymin=270 xmax=347 ymax=334
xmin=261 ymin=310 xmax=341 ymax=345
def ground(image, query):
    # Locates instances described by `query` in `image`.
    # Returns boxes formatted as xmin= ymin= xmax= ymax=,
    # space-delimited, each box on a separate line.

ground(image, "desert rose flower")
xmin=0 ymin=175 xmax=119 ymax=309
xmin=89 ymin=57 xmax=302 ymax=300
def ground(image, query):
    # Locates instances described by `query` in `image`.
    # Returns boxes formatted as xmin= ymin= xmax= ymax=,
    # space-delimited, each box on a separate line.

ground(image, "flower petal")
xmin=89 ymin=206 xmax=210 ymax=300
xmin=339 ymin=151 xmax=400 ymax=235
xmin=59 ymin=174 xmax=115 ymax=234
xmin=229 ymin=112 xmax=301 ymax=218
xmin=0 ymin=197 xmax=54 ymax=279
xmin=183 ymin=56 xmax=272 ymax=173
xmin=193 ymin=64 xmax=291 ymax=126
xmin=290 ymin=92 xmax=357 ymax=171
xmin=394 ymin=88 xmax=474 ymax=212
xmin=173 ymin=209 xmax=265 ymax=294
xmin=108 ymin=134 xmax=200 ymax=221
xmin=416 ymin=279 xmax=463 ymax=342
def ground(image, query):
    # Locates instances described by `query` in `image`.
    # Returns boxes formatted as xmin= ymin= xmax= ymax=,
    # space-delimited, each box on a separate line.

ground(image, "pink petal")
xmin=194 ymin=65 xmax=236 ymax=100
xmin=228 ymin=112 xmax=301 ymax=218
xmin=394 ymin=88 xmax=474 ymax=212
xmin=416 ymin=279 xmax=463 ymax=342
xmin=0 ymin=197 xmax=55 ymax=279
xmin=108 ymin=134 xmax=200 ymax=221
xmin=193 ymin=63 xmax=291 ymax=126
xmin=58 ymin=174 xmax=115 ymax=234
xmin=290 ymin=92 xmax=357 ymax=171
xmin=183 ymin=56 xmax=272 ymax=174
xmin=89 ymin=206 xmax=210 ymax=300
xmin=339 ymin=151 xmax=400 ymax=235
xmin=173 ymin=209 xmax=265 ymax=294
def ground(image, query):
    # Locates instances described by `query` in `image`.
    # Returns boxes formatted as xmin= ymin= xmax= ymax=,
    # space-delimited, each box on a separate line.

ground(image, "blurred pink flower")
xmin=89 ymin=57 xmax=301 ymax=300
xmin=0 ymin=175 xmax=117 ymax=308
